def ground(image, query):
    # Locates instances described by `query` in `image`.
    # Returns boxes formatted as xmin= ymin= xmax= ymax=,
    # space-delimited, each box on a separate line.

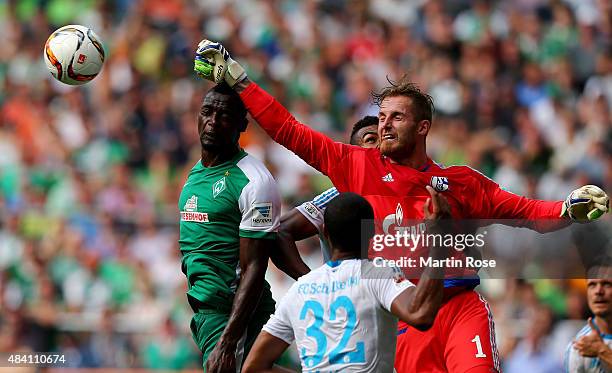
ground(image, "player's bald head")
xmin=204 ymin=82 xmax=247 ymax=121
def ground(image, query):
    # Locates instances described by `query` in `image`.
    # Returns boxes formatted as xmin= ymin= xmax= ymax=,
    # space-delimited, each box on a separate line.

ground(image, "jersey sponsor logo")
xmin=252 ymin=202 xmax=273 ymax=226
xmin=382 ymin=203 xmax=403 ymax=234
xmin=180 ymin=211 xmax=209 ymax=222
xmin=184 ymin=195 xmax=198 ymax=212
xmin=382 ymin=173 xmax=394 ymax=182
xmin=303 ymin=202 xmax=321 ymax=220
xmin=212 ymin=177 xmax=226 ymax=198
xmin=382 ymin=203 xmax=426 ymax=236
xmin=181 ymin=195 xmax=209 ymax=222
xmin=395 ymin=203 xmax=403 ymax=226
xmin=430 ymin=176 xmax=449 ymax=192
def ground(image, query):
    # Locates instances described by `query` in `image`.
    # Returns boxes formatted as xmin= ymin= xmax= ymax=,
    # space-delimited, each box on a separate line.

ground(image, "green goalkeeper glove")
xmin=194 ymin=39 xmax=246 ymax=87
xmin=561 ymin=185 xmax=610 ymax=222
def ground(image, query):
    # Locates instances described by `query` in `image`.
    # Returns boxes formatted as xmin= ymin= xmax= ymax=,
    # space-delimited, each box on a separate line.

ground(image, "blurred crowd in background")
xmin=1 ymin=0 xmax=611 ymax=370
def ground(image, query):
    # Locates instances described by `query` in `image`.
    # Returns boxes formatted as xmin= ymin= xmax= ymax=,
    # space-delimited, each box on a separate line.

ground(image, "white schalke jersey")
xmin=263 ymin=259 xmax=414 ymax=372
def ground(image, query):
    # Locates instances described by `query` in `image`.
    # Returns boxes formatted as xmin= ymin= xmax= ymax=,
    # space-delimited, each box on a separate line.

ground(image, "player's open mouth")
xmin=380 ymin=134 xmax=397 ymax=144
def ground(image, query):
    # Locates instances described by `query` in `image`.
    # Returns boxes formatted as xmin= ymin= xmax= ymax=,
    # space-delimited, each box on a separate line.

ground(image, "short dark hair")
xmin=324 ymin=192 xmax=374 ymax=255
xmin=349 ymin=116 xmax=378 ymax=145
xmin=208 ymin=82 xmax=247 ymax=120
xmin=372 ymin=75 xmax=435 ymax=123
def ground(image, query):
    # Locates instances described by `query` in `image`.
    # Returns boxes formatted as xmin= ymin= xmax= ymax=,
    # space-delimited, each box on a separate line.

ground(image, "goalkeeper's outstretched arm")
xmin=473 ymin=168 xmax=609 ymax=231
xmin=194 ymin=39 xmax=355 ymax=186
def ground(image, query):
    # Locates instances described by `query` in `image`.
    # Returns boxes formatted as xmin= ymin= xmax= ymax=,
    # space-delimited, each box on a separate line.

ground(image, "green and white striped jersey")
xmin=178 ymin=150 xmax=280 ymax=309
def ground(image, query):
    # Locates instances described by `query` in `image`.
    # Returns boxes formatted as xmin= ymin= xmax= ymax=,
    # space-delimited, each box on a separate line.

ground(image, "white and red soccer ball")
xmin=43 ymin=24 xmax=105 ymax=86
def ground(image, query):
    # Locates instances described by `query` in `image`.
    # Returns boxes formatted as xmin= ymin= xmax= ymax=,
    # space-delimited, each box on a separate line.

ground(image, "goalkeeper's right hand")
xmin=194 ymin=39 xmax=246 ymax=87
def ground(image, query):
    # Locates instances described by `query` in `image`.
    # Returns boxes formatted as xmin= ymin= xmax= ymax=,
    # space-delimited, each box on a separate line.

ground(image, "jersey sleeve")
xmin=295 ymin=187 xmax=339 ymax=234
xmin=239 ymin=83 xmax=352 ymax=190
xmin=262 ymin=286 xmax=295 ymax=344
xmin=364 ymin=265 xmax=415 ymax=312
xmin=564 ymin=342 xmax=585 ymax=373
xmin=467 ymin=167 xmax=568 ymax=232
xmin=238 ymin=161 xmax=281 ymax=239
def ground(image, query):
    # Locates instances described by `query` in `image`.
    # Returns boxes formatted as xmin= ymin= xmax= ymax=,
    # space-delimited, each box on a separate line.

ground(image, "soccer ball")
xmin=43 ymin=25 xmax=105 ymax=86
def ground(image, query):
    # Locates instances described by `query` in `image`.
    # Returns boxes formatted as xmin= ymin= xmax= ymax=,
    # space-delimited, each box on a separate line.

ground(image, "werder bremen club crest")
xmin=212 ymin=177 xmax=226 ymax=198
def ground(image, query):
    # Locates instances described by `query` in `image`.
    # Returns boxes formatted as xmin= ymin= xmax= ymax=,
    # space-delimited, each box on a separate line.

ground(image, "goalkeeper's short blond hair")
xmin=372 ymin=75 xmax=435 ymax=123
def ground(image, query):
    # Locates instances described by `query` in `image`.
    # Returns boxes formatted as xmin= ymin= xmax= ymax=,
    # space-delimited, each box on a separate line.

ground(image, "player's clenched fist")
xmin=561 ymin=185 xmax=610 ymax=222
xmin=423 ymin=185 xmax=452 ymax=221
xmin=423 ymin=185 xmax=453 ymax=234
xmin=194 ymin=39 xmax=246 ymax=87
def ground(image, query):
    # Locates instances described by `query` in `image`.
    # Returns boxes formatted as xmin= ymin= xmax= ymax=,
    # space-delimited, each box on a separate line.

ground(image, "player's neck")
xmin=201 ymin=146 xmax=240 ymax=167
xmin=388 ymin=147 xmax=428 ymax=168
xmin=595 ymin=316 xmax=612 ymax=334
xmin=330 ymin=251 xmax=359 ymax=262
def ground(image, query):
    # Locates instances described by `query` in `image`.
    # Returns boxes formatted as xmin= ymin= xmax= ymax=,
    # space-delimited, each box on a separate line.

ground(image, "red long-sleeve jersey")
xmin=241 ymin=82 xmax=564 ymax=230
xmin=241 ymin=82 xmax=569 ymax=364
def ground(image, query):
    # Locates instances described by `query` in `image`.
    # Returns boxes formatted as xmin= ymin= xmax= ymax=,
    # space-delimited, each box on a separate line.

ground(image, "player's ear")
xmin=416 ymin=120 xmax=431 ymax=136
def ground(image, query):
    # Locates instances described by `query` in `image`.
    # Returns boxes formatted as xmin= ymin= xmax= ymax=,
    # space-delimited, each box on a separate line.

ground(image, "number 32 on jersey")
xmin=299 ymin=296 xmax=366 ymax=368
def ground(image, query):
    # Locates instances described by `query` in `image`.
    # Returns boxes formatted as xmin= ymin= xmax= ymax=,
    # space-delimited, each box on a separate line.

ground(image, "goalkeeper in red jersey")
xmin=194 ymin=40 xmax=610 ymax=373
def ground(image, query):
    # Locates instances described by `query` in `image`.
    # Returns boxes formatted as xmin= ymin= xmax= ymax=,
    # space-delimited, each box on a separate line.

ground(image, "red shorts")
xmin=395 ymin=289 xmax=501 ymax=373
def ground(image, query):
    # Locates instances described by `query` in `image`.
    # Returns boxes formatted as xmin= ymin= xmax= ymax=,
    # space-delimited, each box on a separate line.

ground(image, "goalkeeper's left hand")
xmin=194 ymin=39 xmax=246 ymax=87
xmin=561 ymin=185 xmax=610 ymax=222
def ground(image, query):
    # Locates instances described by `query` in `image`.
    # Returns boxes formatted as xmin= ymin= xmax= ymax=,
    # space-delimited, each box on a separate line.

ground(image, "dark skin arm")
xmin=242 ymin=331 xmax=297 ymax=373
xmin=269 ymin=209 xmax=313 ymax=279
xmin=206 ymin=237 xmax=270 ymax=373
xmin=390 ymin=186 xmax=448 ymax=331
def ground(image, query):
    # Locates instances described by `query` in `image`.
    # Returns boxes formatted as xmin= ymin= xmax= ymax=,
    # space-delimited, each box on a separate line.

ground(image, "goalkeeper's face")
xmin=378 ymin=96 xmax=426 ymax=160
xmin=587 ymin=277 xmax=612 ymax=318
xmin=198 ymin=91 xmax=247 ymax=150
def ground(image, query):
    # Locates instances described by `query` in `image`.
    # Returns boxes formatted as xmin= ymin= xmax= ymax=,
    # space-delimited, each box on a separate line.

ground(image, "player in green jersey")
xmin=179 ymin=82 xmax=281 ymax=372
